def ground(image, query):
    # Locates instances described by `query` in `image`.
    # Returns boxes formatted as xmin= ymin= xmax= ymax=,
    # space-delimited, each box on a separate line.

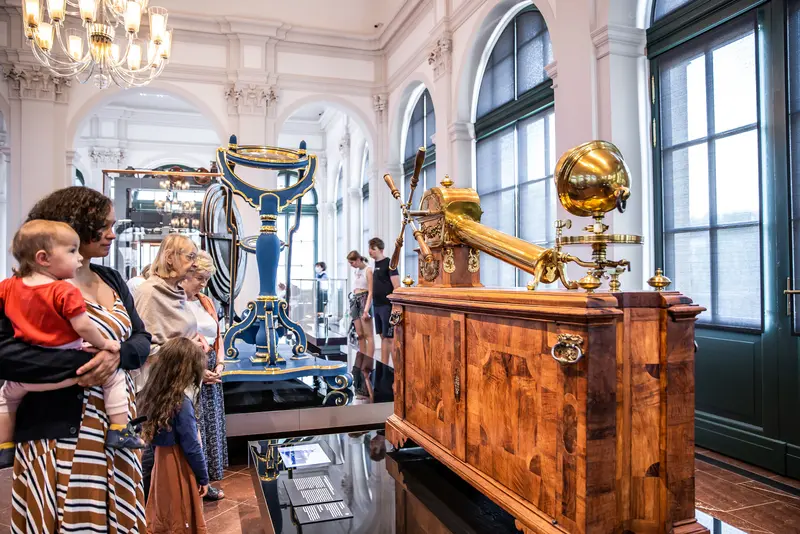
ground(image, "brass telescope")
xmin=384 ymin=141 xmax=643 ymax=292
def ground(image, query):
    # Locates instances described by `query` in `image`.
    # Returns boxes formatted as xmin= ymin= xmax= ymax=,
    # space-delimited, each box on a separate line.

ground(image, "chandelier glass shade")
xmin=21 ymin=0 xmax=172 ymax=89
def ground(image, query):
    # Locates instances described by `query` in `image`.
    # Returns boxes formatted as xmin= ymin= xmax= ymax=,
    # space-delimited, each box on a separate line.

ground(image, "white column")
xmin=449 ymin=121 xmax=475 ymax=188
xmin=4 ymin=64 xmax=70 ymax=262
xmin=592 ymin=24 xmax=649 ymax=290
xmin=65 ymin=149 xmax=77 ymax=184
xmin=428 ymin=32 xmax=453 ymax=180
xmin=338 ymin=131 xmax=352 ymax=255
xmin=0 ymin=144 xmax=9 ymax=277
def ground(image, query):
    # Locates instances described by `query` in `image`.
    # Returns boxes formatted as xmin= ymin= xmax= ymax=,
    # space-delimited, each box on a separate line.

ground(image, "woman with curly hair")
xmin=138 ymin=337 xmax=208 ymax=533
xmin=0 ymin=186 xmax=152 ymax=532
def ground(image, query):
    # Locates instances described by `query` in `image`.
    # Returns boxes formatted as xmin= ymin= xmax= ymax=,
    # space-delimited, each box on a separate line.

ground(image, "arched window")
xmin=402 ymin=88 xmax=436 ymax=276
xmin=74 ymin=169 xmax=85 ymax=187
xmin=276 ymin=171 xmax=318 ymax=283
xmin=361 ymin=146 xmax=370 ymax=252
xmin=335 ymin=166 xmax=345 ymax=279
xmin=475 ymin=7 xmax=554 ymax=288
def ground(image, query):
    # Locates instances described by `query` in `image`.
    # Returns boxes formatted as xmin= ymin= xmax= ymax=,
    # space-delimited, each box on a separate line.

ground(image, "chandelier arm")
xmin=53 ymin=23 xmax=91 ymax=67
xmin=31 ymin=41 xmax=89 ymax=73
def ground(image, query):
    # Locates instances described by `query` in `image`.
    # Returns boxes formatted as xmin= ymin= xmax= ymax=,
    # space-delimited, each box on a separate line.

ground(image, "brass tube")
xmin=446 ymin=213 xmax=548 ymax=275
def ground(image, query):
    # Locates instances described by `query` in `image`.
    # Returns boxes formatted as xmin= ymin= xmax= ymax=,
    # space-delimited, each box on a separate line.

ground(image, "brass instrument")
xmin=385 ymin=140 xmax=643 ymax=292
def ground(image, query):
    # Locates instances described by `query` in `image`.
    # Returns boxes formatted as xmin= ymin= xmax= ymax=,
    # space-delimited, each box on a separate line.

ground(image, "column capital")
xmin=373 ymin=93 xmax=388 ymax=124
xmin=449 ymin=121 xmax=475 ymax=143
xmin=224 ymin=82 xmax=279 ymax=116
xmin=545 ymin=61 xmax=558 ymax=89
xmin=89 ymin=147 xmax=125 ymax=168
xmin=427 ymin=32 xmax=453 ymax=81
xmin=339 ymin=132 xmax=351 ymax=158
xmin=2 ymin=63 xmax=71 ymax=103
xmin=591 ymin=25 xmax=646 ymax=60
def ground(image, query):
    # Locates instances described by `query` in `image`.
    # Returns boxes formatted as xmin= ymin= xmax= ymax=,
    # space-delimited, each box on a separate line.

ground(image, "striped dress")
xmin=10 ymin=294 xmax=147 ymax=533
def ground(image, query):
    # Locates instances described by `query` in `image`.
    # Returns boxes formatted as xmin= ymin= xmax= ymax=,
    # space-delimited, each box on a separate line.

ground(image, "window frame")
xmin=401 ymin=88 xmax=437 ymax=276
xmin=473 ymin=6 xmax=556 ymax=287
xmin=648 ymin=0 xmax=787 ymax=333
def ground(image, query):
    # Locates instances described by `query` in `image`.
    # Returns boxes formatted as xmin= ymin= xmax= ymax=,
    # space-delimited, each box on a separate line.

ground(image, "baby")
xmin=0 ymin=220 xmax=145 ymax=466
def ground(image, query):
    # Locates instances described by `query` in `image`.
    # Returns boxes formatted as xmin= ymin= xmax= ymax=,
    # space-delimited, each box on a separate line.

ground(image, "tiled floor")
xmin=2 ymin=451 xmax=800 ymax=533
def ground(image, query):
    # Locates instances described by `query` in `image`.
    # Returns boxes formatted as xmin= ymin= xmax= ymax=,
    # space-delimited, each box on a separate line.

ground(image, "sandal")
xmin=203 ymin=485 xmax=225 ymax=501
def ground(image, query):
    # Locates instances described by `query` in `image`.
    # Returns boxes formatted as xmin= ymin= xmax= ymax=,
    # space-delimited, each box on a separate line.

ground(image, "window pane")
xmin=480 ymin=189 xmax=516 ymax=288
xmin=714 ymin=131 xmax=759 ymax=225
xmin=476 ymin=127 xmax=515 ymax=194
xmin=660 ymin=53 xmax=707 ymax=147
xmin=519 ymin=113 xmax=547 ymax=180
xmin=477 ymin=24 xmax=515 ymax=118
xmin=666 ymin=231 xmax=713 ymax=319
xmin=714 ymin=226 xmax=761 ymax=327
xmin=518 ymin=179 xmax=555 ymax=245
xmin=712 ymin=32 xmax=757 ymax=133
xmin=663 ymin=144 xmax=710 ymax=230
xmin=516 ymin=11 xmax=552 ymax=95
xmin=425 ymin=91 xmax=436 ymax=146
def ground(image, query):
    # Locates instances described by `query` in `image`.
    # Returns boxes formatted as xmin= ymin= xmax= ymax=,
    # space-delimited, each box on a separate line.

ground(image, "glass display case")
xmin=286 ymin=278 xmax=349 ymax=355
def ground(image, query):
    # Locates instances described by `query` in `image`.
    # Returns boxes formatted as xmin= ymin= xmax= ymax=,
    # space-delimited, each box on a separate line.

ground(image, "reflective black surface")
xmin=223 ymin=350 xmax=393 ymax=415
xmin=250 ymin=430 xmax=520 ymax=534
xmin=250 ymin=431 xmax=750 ymax=534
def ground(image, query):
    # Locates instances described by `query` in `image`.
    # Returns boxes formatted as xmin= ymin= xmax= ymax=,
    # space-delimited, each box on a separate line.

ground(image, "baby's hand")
xmin=103 ymin=340 xmax=121 ymax=353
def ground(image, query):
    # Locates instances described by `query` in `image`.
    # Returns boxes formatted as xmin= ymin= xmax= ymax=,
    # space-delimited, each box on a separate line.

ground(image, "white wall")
xmin=0 ymin=0 xmax=652 ymax=291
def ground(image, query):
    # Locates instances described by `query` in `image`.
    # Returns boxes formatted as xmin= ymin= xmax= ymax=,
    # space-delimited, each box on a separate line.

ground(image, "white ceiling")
xmin=158 ymin=0 xmax=406 ymax=35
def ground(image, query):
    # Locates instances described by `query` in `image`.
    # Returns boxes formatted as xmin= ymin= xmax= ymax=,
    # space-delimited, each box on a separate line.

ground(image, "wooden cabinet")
xmin=387 ymin=288 xmax=706 ymax=534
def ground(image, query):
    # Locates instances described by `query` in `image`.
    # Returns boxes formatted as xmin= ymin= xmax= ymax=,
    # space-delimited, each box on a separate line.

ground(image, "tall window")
xmin=475 ymin=8 xmax=555 ymax=287
xmin=335 ymin=167 xmax=345 ymax=279
xmin=276 ymin=171 xmax=318 ymax=284
xmin=402 ymin=88 xmax=436 ymax=276
xmin=361 ymin=147 xmax=370 ymax=252
xmin=652 ymin=10 xmax=761 ymax=328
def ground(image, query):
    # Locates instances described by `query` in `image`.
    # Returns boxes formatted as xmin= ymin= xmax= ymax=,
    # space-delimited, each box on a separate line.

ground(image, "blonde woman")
xmin=180 ymin=250 xmax=228 ymax=500
xmin=134 ymin=234 xmax=202 ymax=502
xmin=347 ymin=250 xmax=374 ymax=358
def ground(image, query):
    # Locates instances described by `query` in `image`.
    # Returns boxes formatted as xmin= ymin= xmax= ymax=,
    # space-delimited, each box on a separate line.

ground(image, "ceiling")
xmin=158 ymin=0 xmax=406 ymax=36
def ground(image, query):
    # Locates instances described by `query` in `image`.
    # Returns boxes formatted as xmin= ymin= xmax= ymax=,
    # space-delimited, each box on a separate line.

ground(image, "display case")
xmin=286 ymin=278 xmax=349 ymax=356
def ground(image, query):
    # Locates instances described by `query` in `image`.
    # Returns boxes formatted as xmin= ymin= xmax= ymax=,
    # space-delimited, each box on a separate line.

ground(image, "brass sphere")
xmin=555 ymin=140 xmax=632 ymax=217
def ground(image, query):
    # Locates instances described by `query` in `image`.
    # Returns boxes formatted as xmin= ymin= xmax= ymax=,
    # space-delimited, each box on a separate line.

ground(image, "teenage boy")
xmin=368 ymin=237 xmax=399 ymax=360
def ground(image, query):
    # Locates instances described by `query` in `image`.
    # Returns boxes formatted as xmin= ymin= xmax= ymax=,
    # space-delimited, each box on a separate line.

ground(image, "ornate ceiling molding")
xmin=89 ymin=147 xmax=126 ymax=167
xmin=2 ymin=63 xmax=70 ymax=103
xmin=224 ymin=83 xmax=279 ymax=116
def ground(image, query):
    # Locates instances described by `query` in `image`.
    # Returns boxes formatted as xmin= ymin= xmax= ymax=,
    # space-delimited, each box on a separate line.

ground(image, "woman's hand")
xmin=198 ymin=484 xmax=208 ymax=498
xmin=361 ymin=310 xmax=370 ymax=321
xmin=76 ymin=350 xmax=120 ymax=387
xmin=202 ymin=369 xmax=221 ymax=385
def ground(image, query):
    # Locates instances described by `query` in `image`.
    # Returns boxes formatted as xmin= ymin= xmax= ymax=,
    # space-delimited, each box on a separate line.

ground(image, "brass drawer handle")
xmin=551 ymin=334 xmax=584 ymax=365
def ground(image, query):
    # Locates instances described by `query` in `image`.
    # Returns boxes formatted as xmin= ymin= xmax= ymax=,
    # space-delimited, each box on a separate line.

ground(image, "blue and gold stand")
xmin=216 ymin=136 xmax=352 ymax=390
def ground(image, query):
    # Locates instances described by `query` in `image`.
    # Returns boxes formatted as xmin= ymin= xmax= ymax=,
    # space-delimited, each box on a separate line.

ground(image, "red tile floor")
xmin=1 ymin=449 xmax=800 ymax=533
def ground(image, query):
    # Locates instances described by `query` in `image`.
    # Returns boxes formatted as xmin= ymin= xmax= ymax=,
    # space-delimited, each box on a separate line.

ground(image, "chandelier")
xmin=21 ymin=0 xmax=172 ymax=89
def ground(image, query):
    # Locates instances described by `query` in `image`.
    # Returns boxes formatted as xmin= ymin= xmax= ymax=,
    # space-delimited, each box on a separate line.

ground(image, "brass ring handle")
xmin=551 ymin=334 xmax=585 ymax=365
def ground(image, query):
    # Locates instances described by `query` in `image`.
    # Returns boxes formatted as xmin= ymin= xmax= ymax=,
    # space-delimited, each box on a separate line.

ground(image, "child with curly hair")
xmin=138 ymin=337 xmax=209 ymax=533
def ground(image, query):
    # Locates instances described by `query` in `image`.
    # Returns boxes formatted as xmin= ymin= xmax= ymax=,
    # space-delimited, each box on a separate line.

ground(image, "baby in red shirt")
xmin=0 ymin=220 xmax=145 ymax=462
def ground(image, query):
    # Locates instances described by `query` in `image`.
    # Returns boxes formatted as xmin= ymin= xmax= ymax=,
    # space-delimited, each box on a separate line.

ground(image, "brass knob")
xmin=402 ymin=275 xmax=414 ymax=287
xmin=577 ymin=271 xmax=602 ymax=293
xmin=526 ymin=280 xmax=536 ymax=291
xmin=647 ymin=268 xmax=671 ymax=291
xmin=441 ymin=175 xmax=454 ymax=188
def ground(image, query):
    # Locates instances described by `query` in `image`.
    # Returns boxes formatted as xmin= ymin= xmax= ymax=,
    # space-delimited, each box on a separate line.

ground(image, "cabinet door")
xmin=403 ymin=307 xmax=466 ymax=461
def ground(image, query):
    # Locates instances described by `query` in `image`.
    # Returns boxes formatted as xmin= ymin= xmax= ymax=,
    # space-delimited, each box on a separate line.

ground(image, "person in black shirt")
xmin=368 ymin=238 xmax=399 ymax=361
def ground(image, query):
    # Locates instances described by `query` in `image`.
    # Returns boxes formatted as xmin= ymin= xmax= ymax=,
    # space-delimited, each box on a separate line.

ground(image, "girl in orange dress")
xmin=138 ymin=337 xmax=209 ymax=533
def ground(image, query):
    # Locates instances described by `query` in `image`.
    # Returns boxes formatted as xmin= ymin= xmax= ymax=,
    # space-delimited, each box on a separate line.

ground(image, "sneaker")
xmin=106 ymin=424 xmax=146 ymax=450
xmin=0 ymin=447 xmax=13 ymax=469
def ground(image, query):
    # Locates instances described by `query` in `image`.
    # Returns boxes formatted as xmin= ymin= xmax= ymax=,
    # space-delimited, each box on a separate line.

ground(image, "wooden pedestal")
xmin=387 ymin=288 xmax=708 ymax=534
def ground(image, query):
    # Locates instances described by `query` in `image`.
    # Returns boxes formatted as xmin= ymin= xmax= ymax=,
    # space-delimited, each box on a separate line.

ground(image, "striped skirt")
xmin=10 ymin=373 xmax=147 ymax=533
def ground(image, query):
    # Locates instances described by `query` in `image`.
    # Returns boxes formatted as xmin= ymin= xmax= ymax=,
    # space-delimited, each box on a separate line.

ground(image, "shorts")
xmin=374 ymin=305 xmax=394 ymax=338
xmin=350 ymin=292 xmax=369 ymax=319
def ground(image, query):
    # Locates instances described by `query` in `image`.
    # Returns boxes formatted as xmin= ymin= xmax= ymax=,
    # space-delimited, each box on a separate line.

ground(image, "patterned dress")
xmin=10 ymin=294 xmax=147 ymax=533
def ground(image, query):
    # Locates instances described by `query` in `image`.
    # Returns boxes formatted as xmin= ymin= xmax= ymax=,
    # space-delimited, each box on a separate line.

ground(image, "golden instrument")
xmin=384 ymin=140 xmax=644 ymax=292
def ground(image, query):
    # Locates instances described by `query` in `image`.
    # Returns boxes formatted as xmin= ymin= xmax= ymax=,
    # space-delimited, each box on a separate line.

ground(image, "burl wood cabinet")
xmin=386 ymin=287 xmax=707 ymax=534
